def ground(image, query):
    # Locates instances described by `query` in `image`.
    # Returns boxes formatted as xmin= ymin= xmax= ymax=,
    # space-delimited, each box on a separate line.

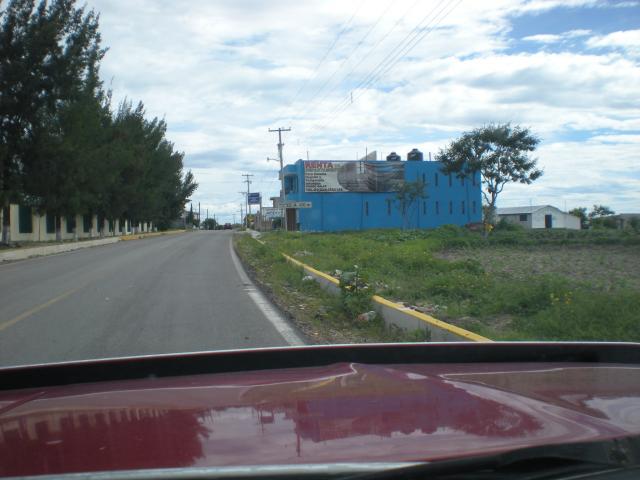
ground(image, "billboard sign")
xmin=248 ymin=192 xmax=261 ymax=205
xmin=304 ymin=161 xmax=404 ymax=193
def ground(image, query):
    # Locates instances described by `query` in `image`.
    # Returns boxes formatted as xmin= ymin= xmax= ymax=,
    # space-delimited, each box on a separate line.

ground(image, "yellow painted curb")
xmin=278 ymin=246 xmax=491 ymax=343
xmin=246 ymin=234 xmax=491 ymax=342
xmin=121 ymin=229 xmax=186 ymax=241
xmin=282 ymin=253 xmax=340 ymax=286
xmin=372 ymin=295 xmax=492 ymax=342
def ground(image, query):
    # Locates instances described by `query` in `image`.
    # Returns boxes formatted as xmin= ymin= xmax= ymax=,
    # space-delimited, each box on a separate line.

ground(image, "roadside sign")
xmin=281 ymin=201 xmax=312 ymax=209
xmin=261 ymin=207 xmax=283 ymax=219
xmin=248 ymin=192 xmax=261 ymax=205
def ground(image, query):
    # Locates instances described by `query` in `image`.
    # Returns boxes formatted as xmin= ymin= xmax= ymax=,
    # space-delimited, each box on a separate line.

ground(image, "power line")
xmin=289 ymin=0 xmax=397 ymax=122
xmin=285 ymin=0 xmax=365 ymax=111
xmin=318 ymin=0 xmax=450 ymax=125
xmin=318 ymin=0 xmax=461 ymax=130
xmin=302 ymin=0 xmax=421 ymax=118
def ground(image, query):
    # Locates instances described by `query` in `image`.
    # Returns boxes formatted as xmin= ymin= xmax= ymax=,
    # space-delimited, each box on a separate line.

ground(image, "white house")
xmin=497 ymin=205 xmax=581 ymax=230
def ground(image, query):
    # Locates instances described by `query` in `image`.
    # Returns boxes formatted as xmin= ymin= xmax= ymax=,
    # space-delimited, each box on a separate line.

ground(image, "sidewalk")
xmin=0 ymin=229 xmax=186 ymax=262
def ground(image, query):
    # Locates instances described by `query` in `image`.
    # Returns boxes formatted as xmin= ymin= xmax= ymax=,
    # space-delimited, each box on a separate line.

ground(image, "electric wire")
xmin=288 ymin=0 xmax=398 ymax=123
xmin=317 ymin=0 xmax=462 ymax=130
xmin=317 ymin=0 xmax=450 ymax=125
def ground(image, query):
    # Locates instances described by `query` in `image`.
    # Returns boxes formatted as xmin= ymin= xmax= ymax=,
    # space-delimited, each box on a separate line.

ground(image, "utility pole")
xmin=242 ymin=174 xmax=253 ymax=215
xmin=269 ymin=127 xmax=291 ymax=231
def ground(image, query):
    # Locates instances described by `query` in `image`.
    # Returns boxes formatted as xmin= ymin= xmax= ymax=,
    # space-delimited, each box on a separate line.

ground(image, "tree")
xmin=569 ymin=207 xmax=588 ymax=229
xmin=202 ymin=218 xmax=217 ymax=230
xmin=436 ymin=123 xmax=542 ymax=232
xmin=0 ymin=0 xmax=105 ymax=242
xmin=589 ymin=204 xmax=616 ymax=229
xmin=395 ymin=179 xmax=427 ymax=230
xmin=588 ymin=204 xmax=615 ymax=219
xmin=0 ymin=0 xmax=197 ymax=241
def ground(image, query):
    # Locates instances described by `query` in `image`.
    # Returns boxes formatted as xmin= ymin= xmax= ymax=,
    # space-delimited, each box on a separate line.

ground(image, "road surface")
xmin=0 ymin=231 xmax=303 ymax=367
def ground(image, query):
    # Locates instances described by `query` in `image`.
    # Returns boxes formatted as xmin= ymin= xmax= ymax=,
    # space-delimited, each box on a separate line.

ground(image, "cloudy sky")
xmin=87 ymin=0 xmax=640 ymax=222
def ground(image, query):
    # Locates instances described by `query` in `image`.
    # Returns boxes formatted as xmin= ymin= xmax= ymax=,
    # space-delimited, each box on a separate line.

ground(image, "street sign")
xmin=261 ymin=207 xmax=283 ymax=219
xmin=281 ymin=201 xmax=312 ymax=209
xmin=248 ymin=192 xmax=261 ymax=205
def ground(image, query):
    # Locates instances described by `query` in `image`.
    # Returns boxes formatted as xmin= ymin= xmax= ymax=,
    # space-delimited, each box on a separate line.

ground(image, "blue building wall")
xmin=282 ymin=159 xmax=482 ymax=232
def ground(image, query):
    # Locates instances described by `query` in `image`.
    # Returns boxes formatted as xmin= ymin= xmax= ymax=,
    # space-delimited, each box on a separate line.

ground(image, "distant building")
xmin=608 ymin=213 xmax=640 ymax=229
xmin=280 ymin=150 xmax=482 ymax=232
xmin=497 ymin=205 xmax=580 ymax=230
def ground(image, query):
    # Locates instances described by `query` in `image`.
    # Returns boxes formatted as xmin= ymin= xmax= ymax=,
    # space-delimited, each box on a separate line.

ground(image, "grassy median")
xmin=257 ymin=225 xmax=640 ymax=342
xmin=233 ymin=234 xmax=429 ymax=344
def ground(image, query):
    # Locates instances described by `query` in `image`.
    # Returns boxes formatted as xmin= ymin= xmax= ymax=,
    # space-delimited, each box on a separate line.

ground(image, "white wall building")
xmin=0 ymin=204 xmax=153 ymax=243
xmin=497 ymin=205 xmax=581 ymax=230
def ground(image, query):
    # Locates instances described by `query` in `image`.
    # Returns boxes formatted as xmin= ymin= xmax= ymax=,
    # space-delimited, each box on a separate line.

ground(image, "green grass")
xmin=233 ymin=235 xmax=430 ymax=344
xmin=259 ymin=225 xmax=640 ymax=342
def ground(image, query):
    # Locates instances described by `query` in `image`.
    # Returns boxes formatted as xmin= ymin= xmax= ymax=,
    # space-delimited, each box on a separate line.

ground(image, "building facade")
xmin=280 ymin=154 xmax=482 ymax=232
xmin=497 ymin=205 xmax=580 ymax=230
xmin=0 ymin=204 xmax=153 ymax=243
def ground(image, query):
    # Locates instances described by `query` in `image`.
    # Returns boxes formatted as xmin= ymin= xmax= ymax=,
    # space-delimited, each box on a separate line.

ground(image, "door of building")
xmin=545 ymin=214 xmax=553 ymax=228
xmin=286 ymin=208 xmax=297 ymax=231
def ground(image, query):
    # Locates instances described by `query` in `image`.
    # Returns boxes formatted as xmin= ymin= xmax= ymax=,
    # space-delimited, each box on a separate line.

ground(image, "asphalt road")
xmin=0 ymin=231 xmax=303 ymax=367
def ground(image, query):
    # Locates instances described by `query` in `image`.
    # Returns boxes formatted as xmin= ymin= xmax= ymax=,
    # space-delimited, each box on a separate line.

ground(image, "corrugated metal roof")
xmin=497 ymin=205 xmax=553 ymax=215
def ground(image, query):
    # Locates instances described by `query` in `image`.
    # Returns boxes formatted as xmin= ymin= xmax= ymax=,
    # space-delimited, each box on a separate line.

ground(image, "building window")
xmin=423 ymin=201 xmax=427 ymax=215
xmin=83 ymin=214 xmax=92 ymax=233
xmin=46 ymin=214 xmax=56 ymax=234
xmin=365 ymin=201 xmax=369 ymax=216
xmin=449 ymin=201 xmax=453 ymax=214
xmin=434 ymin=173 xmax=439 ymax=187
xmin=472 ymin=201 xmax=477 ymax=214
xmin=18 ymin=205 xmax=32 ymax=233
xmin=386 ymin=199 xmax=391 ymax=215
xmin=284 ymin=175 xmax=298 ymax=194
xmin=461 ymin=201 xmax=465 ymax=215
xmin=448 ymin=175 xmax=452 ymax=187
xmin=66 ymin=215 xmax=76 ymax=233
xmin=519 ymin=214 xmax=528 ymax=222
xmin=435 ymin=201 xmax=439 ymax=215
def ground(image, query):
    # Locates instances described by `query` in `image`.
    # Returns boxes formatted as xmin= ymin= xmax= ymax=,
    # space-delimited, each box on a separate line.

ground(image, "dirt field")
xmin=436 ymin=244 xmax=640 ymax=292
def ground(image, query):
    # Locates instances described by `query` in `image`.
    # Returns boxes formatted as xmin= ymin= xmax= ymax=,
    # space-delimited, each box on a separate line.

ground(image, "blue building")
xmin=280 ymin=150 xmax=482 ymax=232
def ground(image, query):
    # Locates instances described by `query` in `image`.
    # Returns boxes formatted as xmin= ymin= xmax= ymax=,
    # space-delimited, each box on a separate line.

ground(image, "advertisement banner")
xmin=304 ymin=161 xmax=404 ymax=193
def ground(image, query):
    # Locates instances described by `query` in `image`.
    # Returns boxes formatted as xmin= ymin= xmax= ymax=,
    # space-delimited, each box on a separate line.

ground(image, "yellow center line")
xmin=0 ymin=286 xmax=84 ymax=333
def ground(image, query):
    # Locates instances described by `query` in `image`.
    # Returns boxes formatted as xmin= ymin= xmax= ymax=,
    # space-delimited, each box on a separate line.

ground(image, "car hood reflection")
xmin=1 ymin=362 xmax=640 ymax=476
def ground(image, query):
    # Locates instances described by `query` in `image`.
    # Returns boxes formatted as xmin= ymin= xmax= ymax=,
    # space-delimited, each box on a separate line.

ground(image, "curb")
xmin=1 ymin=229 xmax=187 ymax=262
xmin=252 ymin=234 xmax=491 ymax=342
xmin=0 ymin=237 xmax=120 ymax=262
xmin=120 ymin=229 xmax=186 ymax=241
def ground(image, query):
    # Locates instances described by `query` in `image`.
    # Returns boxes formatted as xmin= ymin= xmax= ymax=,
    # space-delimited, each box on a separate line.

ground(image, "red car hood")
xmin=1 ymin=346 xmax=640 ymax=477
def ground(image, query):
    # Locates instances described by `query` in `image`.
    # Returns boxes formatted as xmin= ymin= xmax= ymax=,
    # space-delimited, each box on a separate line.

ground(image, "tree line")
xmin=0 ymin=0 xmax=197 ymax=242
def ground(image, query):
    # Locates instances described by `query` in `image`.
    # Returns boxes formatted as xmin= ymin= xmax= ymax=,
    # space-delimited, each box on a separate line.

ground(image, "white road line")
xmin=228 ymin=236 xmax=305 ymax=346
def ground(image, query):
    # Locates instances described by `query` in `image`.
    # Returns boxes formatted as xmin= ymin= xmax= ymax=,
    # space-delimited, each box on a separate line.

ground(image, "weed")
xmin=260 ymin=226 xmax=640 ymax=342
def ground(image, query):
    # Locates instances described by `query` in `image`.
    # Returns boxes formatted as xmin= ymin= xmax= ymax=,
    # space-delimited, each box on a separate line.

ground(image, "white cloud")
xmin=84 ymin=0 xmax=640 ymax=220
xmin=500 ymin=138 xmax=640 ymax=212
xmin=586 ymin=29 xmax=640 ymax=56
xmin=522 ymin=29 xmax=592 ymax=43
